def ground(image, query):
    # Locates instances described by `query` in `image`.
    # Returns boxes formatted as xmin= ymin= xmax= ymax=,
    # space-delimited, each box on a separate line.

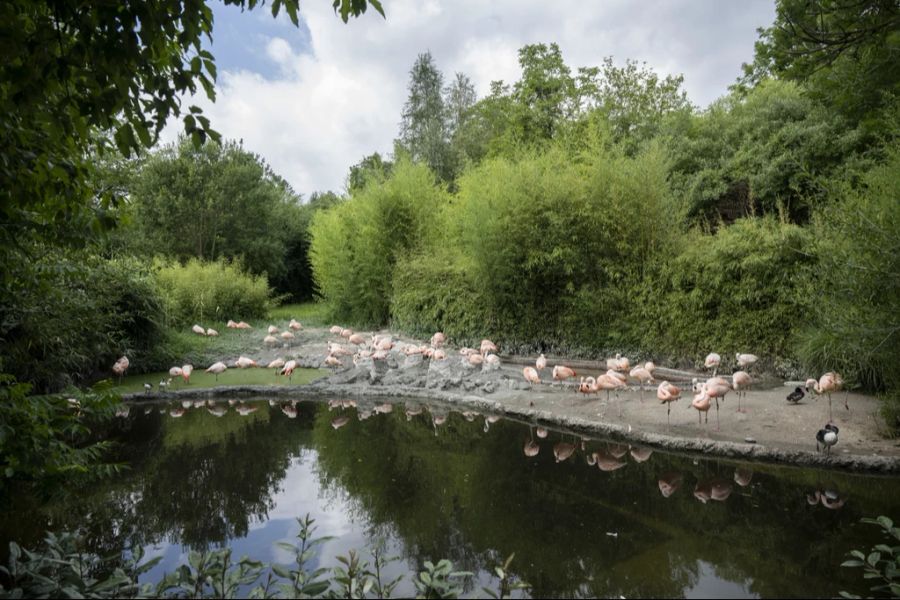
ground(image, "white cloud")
xmin=163 ymin=0 xmax=776 ymax=196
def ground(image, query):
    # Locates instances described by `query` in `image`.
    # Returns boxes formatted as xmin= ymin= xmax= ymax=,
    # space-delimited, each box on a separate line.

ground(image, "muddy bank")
xmin=124 ymin=325 xmax=900 ymax=474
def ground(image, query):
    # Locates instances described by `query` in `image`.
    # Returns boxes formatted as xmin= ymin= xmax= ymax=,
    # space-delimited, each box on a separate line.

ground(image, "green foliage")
xmin=398 ymin=52 xmax=456 ymax=183
xmin=482 ymin=554 xmax=530 ymax=599
xmin=643 ymin=217 xmax=814 ymax=364
xmin=840 ymin=516 xmax=900 ymax=599
xmin=154 ymin=257 xmax=274 ymax=328
xmin=797 ymin=145 xmax=900 ymax=395
xmin=664 ymin=79 xmax=858 ymax=223
xmin=0 ymin=377 xmax=123 ymax=496
xmin=0 ymin=515 xmax=514 ymax=599
xmin=0 ymin=249 xmax=165 ymax=392
xmin=413 ymin=559 xmax=472 ymax=599
xmin=309 ymin=160 xmax=445 ymax=325
xmin=0 ymin=0 xmax=378 ymax=250
xmin=126 ymin=137 xmax=303 ymax=285
xmin=741 ymin=0 xmax=900 ymax=129
xmin=391 ymin=141 xmax=677 ymax=355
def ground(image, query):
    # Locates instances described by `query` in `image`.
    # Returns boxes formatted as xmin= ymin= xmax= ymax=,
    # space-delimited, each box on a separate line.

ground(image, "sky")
xmin=161 ymin=0 xmax=777 ymax=198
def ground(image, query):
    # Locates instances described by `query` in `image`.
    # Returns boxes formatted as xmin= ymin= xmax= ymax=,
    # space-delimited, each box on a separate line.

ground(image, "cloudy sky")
xmin=164 ymin=0 xmax=776 ymax=198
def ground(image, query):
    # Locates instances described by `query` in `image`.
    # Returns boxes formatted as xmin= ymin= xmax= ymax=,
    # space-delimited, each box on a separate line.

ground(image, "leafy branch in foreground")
xmin=840 ymin=516 xmax=900 ymax=599
xmin=0 ymin=514 xmax=530 ymax=599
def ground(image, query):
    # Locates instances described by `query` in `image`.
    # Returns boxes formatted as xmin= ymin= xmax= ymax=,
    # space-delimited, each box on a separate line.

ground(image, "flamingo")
xmin=289 ymin=319 xmax=302 ymax=331
xmin=169 ymin=366 xmax=183 ymax=380
xmin=280 ymin=359 xmax=298 ymax=381
xmin=736 ymin=353 xmax=758 ymax=370
xmin=536 ymin=353 xmax=547 ymax=372
xmin=433 ymin=349 xmax=446 ymax=361
xmin=691 ymin=387 xmax=711 ymax=427
xmin=658 ymin=472 xmax=683 ymax=498
xmin=268 ymin=325 xmax=279 ymax=334
xmin=430 ymin=332 xmax=445 ymax=347
xmin=595 ymin=373 xmax=626 ymax=414
xmin=467 ymin=353 xmax=484 ymax=366
xmin=111 ymin=355 xmax=130 ymax=384
xmin=704 ymin=376 xmax=732 ymax=430
xmin=227 ymin=319 xmax=238 ymax=328
xmin=552 ymin=365 xmax=577 ymax=387
xmin=236 ymin=321 xmax=252 ymax=329
xmin=264 ymin=335 xmax=278 ymax=347
xmin=480 ymin=339 xmax=498 ymax=355
xmin=484 ymin=353 xmax=500 ymax=369
xmin=517 ymin=366 xmax=539 ymax=390
xmin=734 ymin=468 xmax=753 ymax=487
xmin=236 ymin=356 xmax=257 ymax=368
xmin=206 ymin=361 xmax=227 ymax=380
xmin=578 ymin=376 xmax=597 ymax=395
xmin=657 ymin=381 xmax=681 ymax=429
xmin=181 ymin=364 xmax=193 ymax=383
xmin=206 ymin=328 xmax=218 ymax=337
xmin=629 ymin=365 xmax=654 ymax=402
xmin=324 ymin=355 xmax=342 ymax=371
xmin=281 ymin=331 xmax=295 ymax=346
xmin=553 ymin=441 xmax=576 ymax=463
xmin=704 ymin=352 xmax=721 ymax=376
xmin=348 ymin=333 xmax=365 ymax=345
xmin=732 ymin=371 xmax=751 ymax=413
xmin=267 ymin=358 xmax=285 ymax=375
xmin=192 ymin=324 xmax=206 ymax=335
xmin=329 ymin=325 xmax=342 ymax=335
xmin=807 ymin=372 xmax=845 ymax=422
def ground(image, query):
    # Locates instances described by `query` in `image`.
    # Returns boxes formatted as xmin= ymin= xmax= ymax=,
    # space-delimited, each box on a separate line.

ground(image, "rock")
xmin=745 ymin=437 xmax=757 ymax=444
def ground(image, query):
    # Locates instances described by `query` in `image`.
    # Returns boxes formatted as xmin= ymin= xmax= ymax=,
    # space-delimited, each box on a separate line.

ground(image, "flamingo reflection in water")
xmin=658 ymin=472 xmax=683 ymax=498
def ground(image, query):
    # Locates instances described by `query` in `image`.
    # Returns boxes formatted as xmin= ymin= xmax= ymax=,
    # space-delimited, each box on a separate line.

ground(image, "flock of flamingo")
xmin=110 ymin=322 xmax=847 ymax=456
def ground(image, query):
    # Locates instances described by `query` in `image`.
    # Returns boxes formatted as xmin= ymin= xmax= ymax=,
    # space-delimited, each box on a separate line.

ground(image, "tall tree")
xmin=129 ymin=137 xmax=301 ymax=283
xmin=398 ymin=52 xmax=453 ymax=181
xmin=512 ymin=43 xmax=576 ymax=142
xmin=0 ymin=0 xmax=382 ymax=262
xmin=739 ymin=0 xmax=900 ymax=127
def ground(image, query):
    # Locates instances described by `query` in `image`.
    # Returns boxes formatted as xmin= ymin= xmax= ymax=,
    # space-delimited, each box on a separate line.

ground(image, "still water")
xmin=4 ymin=397 xmax=899 ymax=598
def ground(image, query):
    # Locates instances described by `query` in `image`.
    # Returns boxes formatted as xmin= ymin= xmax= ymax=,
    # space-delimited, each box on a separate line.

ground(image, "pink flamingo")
xmin=523 ymin=366 xmax=540 ymax=388
xmin=657 ymin=381 xmax=681 ymax=429
xmin=629 ymin=365 xmax=654 ymax=402
xmin=704 ymin=376 xmax=732 ymax=430
xmin=732 ymin=371 xmax=751 ymax=413
xmin=807 ymin=372 xmax=845 ymax=422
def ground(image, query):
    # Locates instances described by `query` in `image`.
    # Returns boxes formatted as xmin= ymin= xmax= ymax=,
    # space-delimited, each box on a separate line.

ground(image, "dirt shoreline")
xmin=123 ymin=325 xmax=900 ymax=474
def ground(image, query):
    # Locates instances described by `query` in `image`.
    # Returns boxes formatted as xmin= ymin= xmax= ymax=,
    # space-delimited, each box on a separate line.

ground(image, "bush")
xmin=797 ymin=145 xmax=900 ymax=396
xmin=154 ymin=257 xmax=274 ymax=328
xmin=641 ymin=216 xmax=815 ymax=367
xmin=0 ymin=249 xmax=165 ymax=392
xmin=309 ymin=160 xmax=444 ymax=326
xmin=391 ymin=142 xmax=678 ymax=355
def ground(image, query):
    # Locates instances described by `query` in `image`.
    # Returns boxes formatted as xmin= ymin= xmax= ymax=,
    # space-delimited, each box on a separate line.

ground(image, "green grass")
xmin=109 ymin=365 xmax=325 ymax=395
xmin=267 ymin=302 xmax=330 ymax=327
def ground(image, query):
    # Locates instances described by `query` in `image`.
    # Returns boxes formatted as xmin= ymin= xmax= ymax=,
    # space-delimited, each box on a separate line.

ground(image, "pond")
xmin=3 ymin=397 xmax=898 ymax=598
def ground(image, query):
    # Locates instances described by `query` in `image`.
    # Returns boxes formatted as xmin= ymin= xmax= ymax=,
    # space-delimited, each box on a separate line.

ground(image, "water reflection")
xmin=1 ymin=398 xmax=898 ymax=599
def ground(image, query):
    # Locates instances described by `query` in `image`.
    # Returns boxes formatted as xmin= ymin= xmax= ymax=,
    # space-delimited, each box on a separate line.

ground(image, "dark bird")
xmin=786 ymin=386 xmax=805 ymax=404
xmin=816 ymin=423 xmax=839 ymax=455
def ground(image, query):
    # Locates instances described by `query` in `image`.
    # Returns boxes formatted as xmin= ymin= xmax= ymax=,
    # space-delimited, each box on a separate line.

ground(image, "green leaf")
xmin=841 ymin=560 xmax=864 ymax=567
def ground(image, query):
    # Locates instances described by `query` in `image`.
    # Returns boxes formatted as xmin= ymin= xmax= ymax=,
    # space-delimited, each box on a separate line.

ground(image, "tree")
xmin=347 ymin=152 xmax=394 ymax=193
xmin=397 ymin=52 xmax=453 ymax=182
xmin=127 ymin=137 xmax=301 ymax=284
xmin=512 ymin=43 xmax=576 ymax=143
xmin=0 ymin=0 xmax=382 ymax=263
xmin=739 ymin=0 xmax=900 ymax=128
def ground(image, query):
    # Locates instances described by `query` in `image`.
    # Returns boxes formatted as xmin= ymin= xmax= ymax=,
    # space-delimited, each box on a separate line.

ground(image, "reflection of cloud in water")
xmin=684 ymin=560 xmax=759 ymax=598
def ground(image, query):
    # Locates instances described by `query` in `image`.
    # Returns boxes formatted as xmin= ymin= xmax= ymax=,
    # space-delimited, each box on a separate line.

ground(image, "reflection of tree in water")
xmin=21 ymin=400 xmax=318 ymax=553
xmin=311 ymin=405 xmax=900 ymax=599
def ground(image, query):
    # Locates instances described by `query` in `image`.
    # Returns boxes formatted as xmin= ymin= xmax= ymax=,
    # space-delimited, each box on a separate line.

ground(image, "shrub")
xmin=392 ymin=142 xmax=678 ymax=355
xmin=154 ymin=257 xmax=274 ymax=328
xmin=642 ymin=216 xmax=815 ymax=366
xmin=0 ymin=249 xmax=165 ymax=391
xmin=797 ymin=145 xmax=900 ymax=395
xmin=308 ymin=159 xmax=444 ymax=326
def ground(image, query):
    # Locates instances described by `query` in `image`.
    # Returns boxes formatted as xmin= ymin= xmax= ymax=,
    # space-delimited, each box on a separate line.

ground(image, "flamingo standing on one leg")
xmin=206 ymin=361 xmax=227 ymax=381
xmin=732 ymin=371 xmax=751 ymax=413
xmin=657 ymin=381 xmax=681 ymax=430
xmin=552 ymin=365 xmax=577 ymax=389
xmin=596 ymin=373 xmax=627 ymax=416
xmin=704 ymin=353 xmax=721 ymax=377
xmin=535 ymin=353 xmax=547 ymax=372
xmin=629 ymin=365 xmax=654 ymax=402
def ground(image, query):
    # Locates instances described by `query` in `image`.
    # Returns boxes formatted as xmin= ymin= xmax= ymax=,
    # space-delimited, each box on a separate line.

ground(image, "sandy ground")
xmin=128 ymin=325 xmax=900 ymax=473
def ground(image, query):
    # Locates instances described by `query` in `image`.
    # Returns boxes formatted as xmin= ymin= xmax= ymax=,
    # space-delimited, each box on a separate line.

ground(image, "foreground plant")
xmin=840 ymin=516 xmax=900 ymax=599
xmin=1 ymin=514 xmax=528 ymax=598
